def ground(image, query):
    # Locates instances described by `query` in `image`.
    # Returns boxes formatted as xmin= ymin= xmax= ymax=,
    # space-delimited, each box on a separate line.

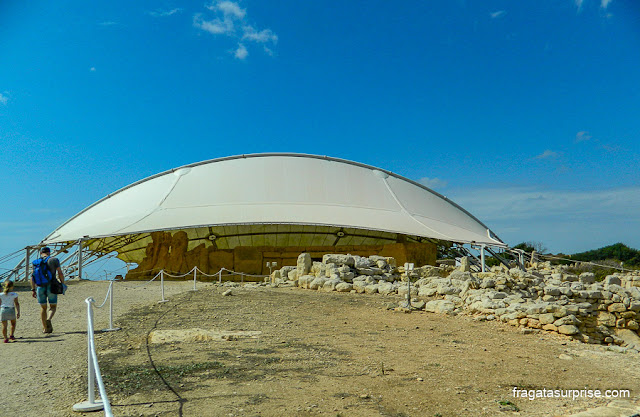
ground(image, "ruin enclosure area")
xmin=125 ymin=230 xmax=436 ymax=280
xmin=261 ymin=252 xmax=640 ymax=351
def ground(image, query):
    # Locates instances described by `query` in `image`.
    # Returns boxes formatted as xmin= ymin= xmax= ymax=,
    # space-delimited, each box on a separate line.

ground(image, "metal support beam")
xmin=78 ymin=238 xmax=84 ymax=280
xmin=480 ymin=244 xmax=486 ymax=273
xmin=25 ymin=247 xmax=31 ymax=282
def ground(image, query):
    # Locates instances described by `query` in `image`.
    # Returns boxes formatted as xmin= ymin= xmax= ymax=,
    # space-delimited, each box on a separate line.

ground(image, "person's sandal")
xmin=46 ymin=319 xmax=53 ymax=333
xmin=9 ymin=336 xmax=15 ymax=341
xmin=3 ymin=339 xmax=8 ymax=343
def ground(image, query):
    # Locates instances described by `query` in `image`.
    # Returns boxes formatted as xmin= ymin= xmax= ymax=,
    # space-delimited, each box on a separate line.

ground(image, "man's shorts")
xmin=0 ymin=307 xmax=16 ymax=321
xmin=36 ymin=284 xmax=58 ymax=305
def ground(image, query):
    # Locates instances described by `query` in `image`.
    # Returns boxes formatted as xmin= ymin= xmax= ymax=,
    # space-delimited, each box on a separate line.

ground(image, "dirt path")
xmin=0 ymin=279 xmax=196 ymax=416
xmin=2 ymin=281 xmax=639 ymax=417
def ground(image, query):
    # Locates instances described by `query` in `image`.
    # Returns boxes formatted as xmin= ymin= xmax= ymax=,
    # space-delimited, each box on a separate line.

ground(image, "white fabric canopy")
xmin=42 ymin=154 xmax=504 ymax=248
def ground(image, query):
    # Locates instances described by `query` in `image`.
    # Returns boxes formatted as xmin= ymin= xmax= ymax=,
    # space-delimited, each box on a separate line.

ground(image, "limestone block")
xmin=526 ymin=303 xmax=549 ymax=315
xmin=627 ymin=320 xmax=639 ymax=330
xmin=288 ymin=270 xmax=299 ymax=281
xmin=615 ymin=328 xmax=640 ymax=350
xmin=378 ymin=282 xmax=395 ymax=295
xmin=459 ymin=256 xmax=471 ymax=272
xmin=604 ymin=275 xmax=622 ymax=286
xmin=527 ymin=319 xmax=542 ymax=329
xmin=298 ymin=274 xmax=314 ymax=289
xmin=418 ymin=287 xmax=437 ymax=297
xmin=563 ymin=274 xmax=579 ymax=282
xmin=544 ymin=287 xmax=562 ymax=296
xmin=322 ymin=279 xmax=341 ymax=292
xmin=310 ymin=261 xmax=325 ymax=277
xmin=597 ymin=312 xmax=617 ymax=327
xmin=437 ymin=285 xmax=461 ymax=295
xmin=557 ymin=325 xmax=580 ymax=335
xmin=424 ymin=300 xmax=456 ymax=315
xmin=608 ymin=303 xmax=626 ymax=313
xmin=554 ymin=315 xmax=581 ymax=327
xmin=542 ymin=324 xmax=558 ymax=332
xmin=322 ymin=254 xmax=355 ymax=267
xmin=296 ymin=253 xmax=312 ymax=276
xmin=352 ymin=281 xmax=367 ymax=294
xmin=354 ymin=256 xmax=373 ymax=269
xmin=364 ymin=284 xmax=379 ymax=294
xmin=279 ymin=266 xmax=296 ymax=279
xmin=539 ymin=313 xmax=556 ymax=325
xmin=309 ymin=277 xmax=327 ymax=290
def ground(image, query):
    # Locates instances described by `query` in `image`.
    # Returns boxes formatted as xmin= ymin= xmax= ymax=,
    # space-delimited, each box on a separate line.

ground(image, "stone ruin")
xmin=263 ymin=252 xmax=640 ymax=352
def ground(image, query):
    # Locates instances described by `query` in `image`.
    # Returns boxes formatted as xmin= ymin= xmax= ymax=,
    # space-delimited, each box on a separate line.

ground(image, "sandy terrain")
xmin=1 ymin=279 xmax=639 ymax=417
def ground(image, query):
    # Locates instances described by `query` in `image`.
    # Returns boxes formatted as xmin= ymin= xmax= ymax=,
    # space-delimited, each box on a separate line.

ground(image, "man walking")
xmin=31 ymin=247 xmax=64 ymax=333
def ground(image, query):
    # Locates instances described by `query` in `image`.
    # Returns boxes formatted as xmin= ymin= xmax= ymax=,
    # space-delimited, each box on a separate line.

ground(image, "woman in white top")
xmin=1 ymin=280 xmax=20 ymax=343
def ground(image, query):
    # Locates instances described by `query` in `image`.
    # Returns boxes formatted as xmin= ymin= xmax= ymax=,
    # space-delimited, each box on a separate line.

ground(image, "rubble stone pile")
xmin=267 ymin=252 xmax=640 ymax=352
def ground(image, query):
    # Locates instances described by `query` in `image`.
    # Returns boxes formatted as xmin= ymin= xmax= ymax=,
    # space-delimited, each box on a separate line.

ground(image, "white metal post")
xmin=102 ymin=281 xmax=121 ymax=332
xmin=25 ymin=246 xmax=31 ymax=282
xmin=481 ymin=244 xmax=486 ymax=273
xmin=192 ymin=267 xmax=197 ymax=291
xmin=218 ymin=269 xmax=222 ymax=284
xmin=159 ymin=270 xmax=168 ymax=303
xmin=73 ymin=299 xmax=104 ymax=412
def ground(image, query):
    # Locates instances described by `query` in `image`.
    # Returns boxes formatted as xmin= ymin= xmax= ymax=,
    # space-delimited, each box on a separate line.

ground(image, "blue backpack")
xmin=32 ymin=256 xmax=53 ymax=286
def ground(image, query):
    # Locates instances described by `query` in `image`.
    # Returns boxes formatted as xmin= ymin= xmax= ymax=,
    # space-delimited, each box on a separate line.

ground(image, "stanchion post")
xmin=73 ymin=298 xmax=104 ymax=412
xmin=218 ymin=269 xmax=222 ymax=284
xmin=158 ymin=270 xmax=168 ymax=303
xmin=102 ymin=280 xmax=121 ymax=332
xmin=191 ymin=267 xmax=197 ymax=291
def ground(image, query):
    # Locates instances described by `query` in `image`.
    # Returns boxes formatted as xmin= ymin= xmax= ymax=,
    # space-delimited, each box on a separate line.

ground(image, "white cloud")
xmin=242 ymin=26 xmax=278 ymax=43
xmin=99 ymin=21 xmax=117 ymax=26
xmin=490 ymin=10 xmax=506 ymax=19
xmin=535 ymin=150 xmax=559 ymax=160
xmin=0 ymin=92 xmax=8 ymax=105
xmin=601 ymin=0 xmax=613 ymax=9
xmin=213 ymin=1 xmax=246 ymax=19
xmin=448 ymin=185 xmax=640 ymax=253
xmin=90 ymin=67 xmax=96 ymax=72
xmin=418 ymin=177 xmax=448 ymax=190
xmin=194 ymin=14 xmax=234 ymax=35
xmin=234 ymin=43 xmax=248 ymax=60
xmin=149 ymin=8 xmax=182 ymax=17
xmin=575 ymin=0 xmax=584 ymax=11
xmin=194 ymin=1 xmax=277 ymax=59
xmin=575 ymin=131 xmax=592 ymax=142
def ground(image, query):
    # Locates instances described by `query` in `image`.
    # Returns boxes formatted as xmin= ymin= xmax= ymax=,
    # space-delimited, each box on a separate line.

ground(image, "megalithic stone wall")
xmin=279 ymin=253 xmax=640 ymax=351
xmin=125 ymin=230 xmax=436 ymax=281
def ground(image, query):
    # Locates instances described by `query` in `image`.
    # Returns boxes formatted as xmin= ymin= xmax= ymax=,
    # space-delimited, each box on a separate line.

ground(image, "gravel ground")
xmin=0 ymin=279 xmax=197 ymax=416
xmin=2 ymin=279 xmax=639 ymax=417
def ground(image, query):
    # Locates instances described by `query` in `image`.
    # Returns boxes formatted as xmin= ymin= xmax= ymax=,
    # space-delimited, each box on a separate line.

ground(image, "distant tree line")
xmin=569 ymin=243 xmax=640 ymax=268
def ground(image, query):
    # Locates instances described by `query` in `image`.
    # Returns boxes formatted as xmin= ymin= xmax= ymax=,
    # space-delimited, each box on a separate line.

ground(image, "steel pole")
xmin=77 ymin=238 xmax=84 ymax=280
xmin=25 ymin=246 xmax=31 ymax=282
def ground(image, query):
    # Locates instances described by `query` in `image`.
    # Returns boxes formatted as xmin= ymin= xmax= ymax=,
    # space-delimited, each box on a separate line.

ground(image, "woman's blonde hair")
xmin=2 ymin=280 xmax=13 ymax=294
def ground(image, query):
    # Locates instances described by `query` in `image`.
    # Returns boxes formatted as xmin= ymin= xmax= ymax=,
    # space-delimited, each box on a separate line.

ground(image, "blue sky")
xmin=1 ymin=0 xmax=639 ymax=261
